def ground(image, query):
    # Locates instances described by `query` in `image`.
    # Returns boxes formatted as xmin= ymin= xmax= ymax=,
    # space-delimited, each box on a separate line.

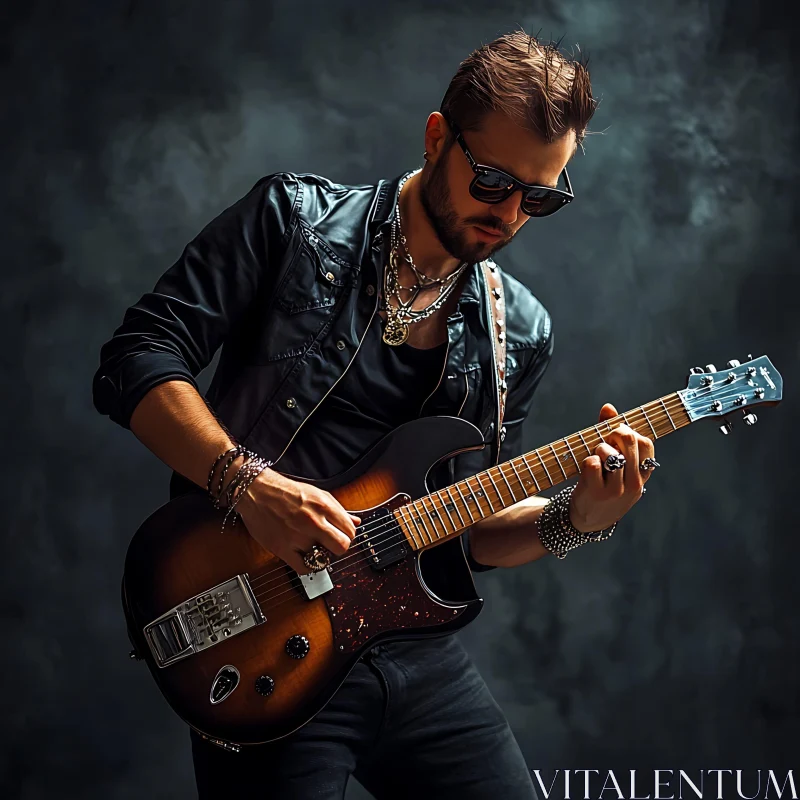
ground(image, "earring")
xmin=423 ymin=151 xmax=428 ymax=161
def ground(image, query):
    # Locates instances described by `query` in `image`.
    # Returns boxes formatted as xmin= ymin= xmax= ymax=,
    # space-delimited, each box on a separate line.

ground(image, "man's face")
xmin=420 ymin=109 xmax=576 ymax=264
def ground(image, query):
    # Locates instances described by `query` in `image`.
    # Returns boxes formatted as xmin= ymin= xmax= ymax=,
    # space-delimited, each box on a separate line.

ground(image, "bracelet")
xmin=537 ymin=485 xmax=617 ymax=560
xmin=207 ymin=445 xmax=274 ymax=534
xmin=206 ymin=446 xmax=244 ymax=498
xmin=220 ymin=456 xmax=272 ymax=535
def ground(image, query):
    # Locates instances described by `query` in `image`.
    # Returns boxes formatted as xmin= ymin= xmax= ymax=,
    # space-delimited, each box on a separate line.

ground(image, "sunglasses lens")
xmin=471 ymin=171 xmax=515 ymax=203
xmin=522 ymin=189 xmax=567 ymax=217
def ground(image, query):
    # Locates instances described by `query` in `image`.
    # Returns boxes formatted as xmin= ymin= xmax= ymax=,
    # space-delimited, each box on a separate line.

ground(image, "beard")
xmin=419 ymin=148 xmax=514 ymax=264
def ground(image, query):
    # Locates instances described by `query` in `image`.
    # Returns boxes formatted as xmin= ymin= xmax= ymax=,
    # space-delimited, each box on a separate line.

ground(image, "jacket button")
xmin=286 ymin=397 xmax=297 ymax=409
xmin=366 ymin=284 xmax=375 ymax=296
xmin=336 ymin=340 xmax=346 ymax=350
xmin=325 ymin=271 xmax=335 ymax=282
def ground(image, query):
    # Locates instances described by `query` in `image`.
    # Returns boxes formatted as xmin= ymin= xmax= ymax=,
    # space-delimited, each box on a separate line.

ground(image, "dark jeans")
xmin=190 ymin=633 xmax=539 ymax=799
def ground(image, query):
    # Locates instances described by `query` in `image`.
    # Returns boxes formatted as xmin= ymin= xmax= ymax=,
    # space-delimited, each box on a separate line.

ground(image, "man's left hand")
xmin=568 ymin=402 xmax=656 ymax=534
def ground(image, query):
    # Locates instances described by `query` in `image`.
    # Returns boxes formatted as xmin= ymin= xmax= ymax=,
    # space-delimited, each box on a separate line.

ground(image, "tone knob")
xmin=255 ymin=675 xmax=275 ymax=696
xmin=286 ymin=635 xmax=310 ymax=659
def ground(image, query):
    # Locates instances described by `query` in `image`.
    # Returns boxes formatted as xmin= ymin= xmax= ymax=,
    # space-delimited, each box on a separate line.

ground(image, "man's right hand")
xmin=235 ymin=468 xmax=361 ymax=574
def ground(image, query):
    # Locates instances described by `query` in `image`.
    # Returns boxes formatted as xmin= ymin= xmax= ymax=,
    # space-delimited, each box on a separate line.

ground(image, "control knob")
xmin=286 ymin=635 xmax=311 ymax=659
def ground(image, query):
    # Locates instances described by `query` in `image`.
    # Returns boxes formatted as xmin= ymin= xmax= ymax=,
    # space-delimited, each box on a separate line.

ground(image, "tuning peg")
xmin=742 ymin=412 xmax=758 ymax=426
xmin=746 ymin=354 xmax=753 ymax=360
xmin=689 ymin=367 xmax=704 ymax=375
xmin=704 ymin=364 xmax=717 ymax=373
xmin=726 ymin=359 xmax=741 ymax=368
xmin=719 ymin=419 xmax=734 ymax=435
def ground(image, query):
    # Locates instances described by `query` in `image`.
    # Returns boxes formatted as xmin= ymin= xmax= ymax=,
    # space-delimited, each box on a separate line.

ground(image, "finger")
xmin=318 ymin=520 xmax=353 ymax=556
xmin=286 ymin=549 xmax=312 ymax=575
xmin=637 ymin=434 xmax=657 ymax=484
xmin=598 ymin=402 xmax=618 ymax=423
xmin=595 ymin=442 xmax=625 ymax=495
xmin=325 ymin=498 xmax=359 ymax=539
xmin=605 ymin=425 xmax=641 ymax=494
xmin=580 ymin=454 xmax=605 ymax=492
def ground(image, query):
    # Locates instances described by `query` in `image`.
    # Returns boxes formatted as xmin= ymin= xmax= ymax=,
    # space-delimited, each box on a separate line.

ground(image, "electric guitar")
xmin=122 ymin=355 xmax=782 ymax=751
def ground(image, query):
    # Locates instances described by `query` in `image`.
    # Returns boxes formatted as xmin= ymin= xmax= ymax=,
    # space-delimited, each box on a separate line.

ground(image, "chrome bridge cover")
xmin=144 ymin=574 xmax=264 ymax=668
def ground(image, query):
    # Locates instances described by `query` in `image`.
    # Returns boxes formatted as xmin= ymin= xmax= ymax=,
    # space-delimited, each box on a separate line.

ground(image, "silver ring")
xmin=639 ymin=457 xmax=661 ymax=472
xmin=603 ymin=453 xmax=626 ymax=472
xmin=302 ymin=544 xmax=331 ymax=573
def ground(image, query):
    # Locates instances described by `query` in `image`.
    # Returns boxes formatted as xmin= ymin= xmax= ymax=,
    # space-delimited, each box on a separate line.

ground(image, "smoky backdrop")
xmin=2 ymin=1 xmax=798 ymax=797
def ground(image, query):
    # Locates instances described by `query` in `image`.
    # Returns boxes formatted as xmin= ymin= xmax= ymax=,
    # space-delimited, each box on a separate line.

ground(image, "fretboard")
xmin=394 ymin=391 xmax=691 ymax=551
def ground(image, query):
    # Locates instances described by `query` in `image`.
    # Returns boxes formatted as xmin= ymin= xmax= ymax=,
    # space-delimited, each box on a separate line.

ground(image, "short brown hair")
xmin=440 ymin=30 xmax=597 ymax=148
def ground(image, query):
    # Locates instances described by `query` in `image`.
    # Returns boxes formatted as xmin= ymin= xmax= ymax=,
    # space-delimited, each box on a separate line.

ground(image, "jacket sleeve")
xmin=461 ymin=319 xmax=555 ymax=572
xmin=92 ymin=173 xmax=298 ymax=429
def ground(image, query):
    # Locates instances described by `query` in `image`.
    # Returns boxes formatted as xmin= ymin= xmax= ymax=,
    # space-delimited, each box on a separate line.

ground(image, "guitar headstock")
xmin=679 ymin=355 xmax=782 ymax=432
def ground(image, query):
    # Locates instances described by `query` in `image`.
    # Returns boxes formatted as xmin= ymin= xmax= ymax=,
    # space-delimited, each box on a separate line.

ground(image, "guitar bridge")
xmin=144 ymin=575 xmax=265 ymax=668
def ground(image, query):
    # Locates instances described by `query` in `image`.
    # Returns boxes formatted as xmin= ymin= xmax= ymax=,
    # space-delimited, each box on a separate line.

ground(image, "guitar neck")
xmin=395 ymin=391 xmax=691 ymax=551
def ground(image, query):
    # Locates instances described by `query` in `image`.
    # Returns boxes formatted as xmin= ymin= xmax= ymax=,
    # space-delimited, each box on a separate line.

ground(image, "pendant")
xmin=382 ymin=316 xmax=409 ymax=346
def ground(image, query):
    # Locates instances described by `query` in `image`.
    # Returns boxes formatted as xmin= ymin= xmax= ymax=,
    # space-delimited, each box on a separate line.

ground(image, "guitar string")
xmin=240 ymin=382 xmax=758 ymax=615
xmin=244 ymin=384 xmax=747 ymax=599
xmin=244 ymin=381 xmax=745 ymax=596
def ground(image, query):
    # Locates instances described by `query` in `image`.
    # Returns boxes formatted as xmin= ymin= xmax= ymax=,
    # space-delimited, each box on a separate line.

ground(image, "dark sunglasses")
xmin=443 ymin=113 xmax=574 ymax=217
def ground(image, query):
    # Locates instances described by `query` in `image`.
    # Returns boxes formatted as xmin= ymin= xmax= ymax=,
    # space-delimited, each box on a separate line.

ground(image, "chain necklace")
xmin=381 ymin=171 xmax=469 ymax=346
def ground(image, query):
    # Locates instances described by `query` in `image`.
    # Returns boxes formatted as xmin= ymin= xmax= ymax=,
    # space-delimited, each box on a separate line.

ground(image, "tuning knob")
xmin=704 ymin=364 xmax=717 ymax=373
xmin=285 ymin=635 xmax=310 ymax=659
xmin=255 ymin=675 xmax=275 ymax=696
xmin=726 ymin=359 xmax=741 ymax=368
xmin=689 ymin=367 xmax=704 ymax=375
xmin=742 ymin=412 xmax=758 ymax=426
xmin=719 ymin=420 xmax=733 ymax=435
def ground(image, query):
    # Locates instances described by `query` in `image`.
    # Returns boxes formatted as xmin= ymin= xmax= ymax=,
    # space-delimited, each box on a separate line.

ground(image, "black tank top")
xmin=275 ymin=314 xmax=447 ymax=480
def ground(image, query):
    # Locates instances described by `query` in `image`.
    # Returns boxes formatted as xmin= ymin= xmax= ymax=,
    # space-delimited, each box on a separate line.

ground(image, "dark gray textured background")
xmin=3 ymin=1 xmax=798 ymax=797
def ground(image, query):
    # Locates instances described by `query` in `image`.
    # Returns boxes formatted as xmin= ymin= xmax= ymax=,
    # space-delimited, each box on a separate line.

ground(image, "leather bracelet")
xmin=537 ymin=485 xmax=617 ymax=559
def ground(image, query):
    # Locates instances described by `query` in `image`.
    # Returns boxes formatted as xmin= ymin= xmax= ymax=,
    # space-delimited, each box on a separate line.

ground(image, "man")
xmin=94 ymin=30 xmax=657 ymax=799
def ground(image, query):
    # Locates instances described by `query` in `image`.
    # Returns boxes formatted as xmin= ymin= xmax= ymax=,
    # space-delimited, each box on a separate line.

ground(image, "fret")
xmin=476 ymin=473 xmax=496 ymax=513
xmin=465 ymin=478 xmax=487 ymax=518
xmin=414 ymin=500 xmax=435 ymax=544
xmin=446 ymin=486 xmax=466 ymax=527
xmin=436 ymin=489 xmax=456 ymax=532
xmin=456 ymin=481 xmax=476 ymax=523
xmin=402 ymin=506 xmax=423 ymax=549
xmin=659 ymin=398 xmax=677 ymax=430
xmin=535 ymin=449 xmax=553 ymax=486
xmin=640 ymin=405 xmax=657 ymax=439
xmin=549 ymin=444 xmax=568 ymax=480
xmin=562 ymin=437 xmax=580 ymax=471
xmin=485 ymin=469 xmax=506 ymax=508
xmin=509 ymin=459 xmax=527 ymax=497
xmin=496 ymin=463 xmax=517 ymax=503
xmin=521 ymin=455 xmax=541 ymax=492
xmin=422 ymin=496 xmax=444 ymax=539
xmin=577 ymin=430 xmax=593 ymax=456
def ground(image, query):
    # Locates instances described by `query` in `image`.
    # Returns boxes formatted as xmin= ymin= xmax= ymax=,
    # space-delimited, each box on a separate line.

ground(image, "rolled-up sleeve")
xmin=460 ymin=319 xmax=555 ymax=572
xmin=92 ymin=173 xmax=297 ymax=429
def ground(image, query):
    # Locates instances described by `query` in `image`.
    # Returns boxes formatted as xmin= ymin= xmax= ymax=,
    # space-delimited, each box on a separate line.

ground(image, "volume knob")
xmin=286 ymin=635 xmax=310 ymax=659
xmin=255 ymin=675 xmax=275 ymax=697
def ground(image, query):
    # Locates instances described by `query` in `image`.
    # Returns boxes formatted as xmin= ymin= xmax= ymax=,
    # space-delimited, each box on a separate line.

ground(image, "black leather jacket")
xmin=93 ymin=171 xmax=554 ymax=571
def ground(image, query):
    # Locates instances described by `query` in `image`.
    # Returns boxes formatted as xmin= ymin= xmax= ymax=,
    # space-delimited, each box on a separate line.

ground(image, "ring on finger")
xmin=302 ymin=544 xmax=331 ymax=572
xmin=603 ymin=453 xmax=626 ymax=472
xmin=639 ymin=457 xmax=660 ymax=472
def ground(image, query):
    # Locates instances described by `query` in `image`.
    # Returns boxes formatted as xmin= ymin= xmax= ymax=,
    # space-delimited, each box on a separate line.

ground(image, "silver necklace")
xmin=381 ymin=172 xmax=468 ymax=346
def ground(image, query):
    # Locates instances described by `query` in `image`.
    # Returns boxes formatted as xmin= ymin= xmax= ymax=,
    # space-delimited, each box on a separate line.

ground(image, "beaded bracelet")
xmin=220 ymin=455 xmax=273 ymax=535
xmin=537 ymin=484 xmax=617 ymax=560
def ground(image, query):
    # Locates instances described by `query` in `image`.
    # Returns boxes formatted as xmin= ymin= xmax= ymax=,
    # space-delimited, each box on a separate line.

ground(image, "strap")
xmin=480 ymin=259 xmax=507 ymax=464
